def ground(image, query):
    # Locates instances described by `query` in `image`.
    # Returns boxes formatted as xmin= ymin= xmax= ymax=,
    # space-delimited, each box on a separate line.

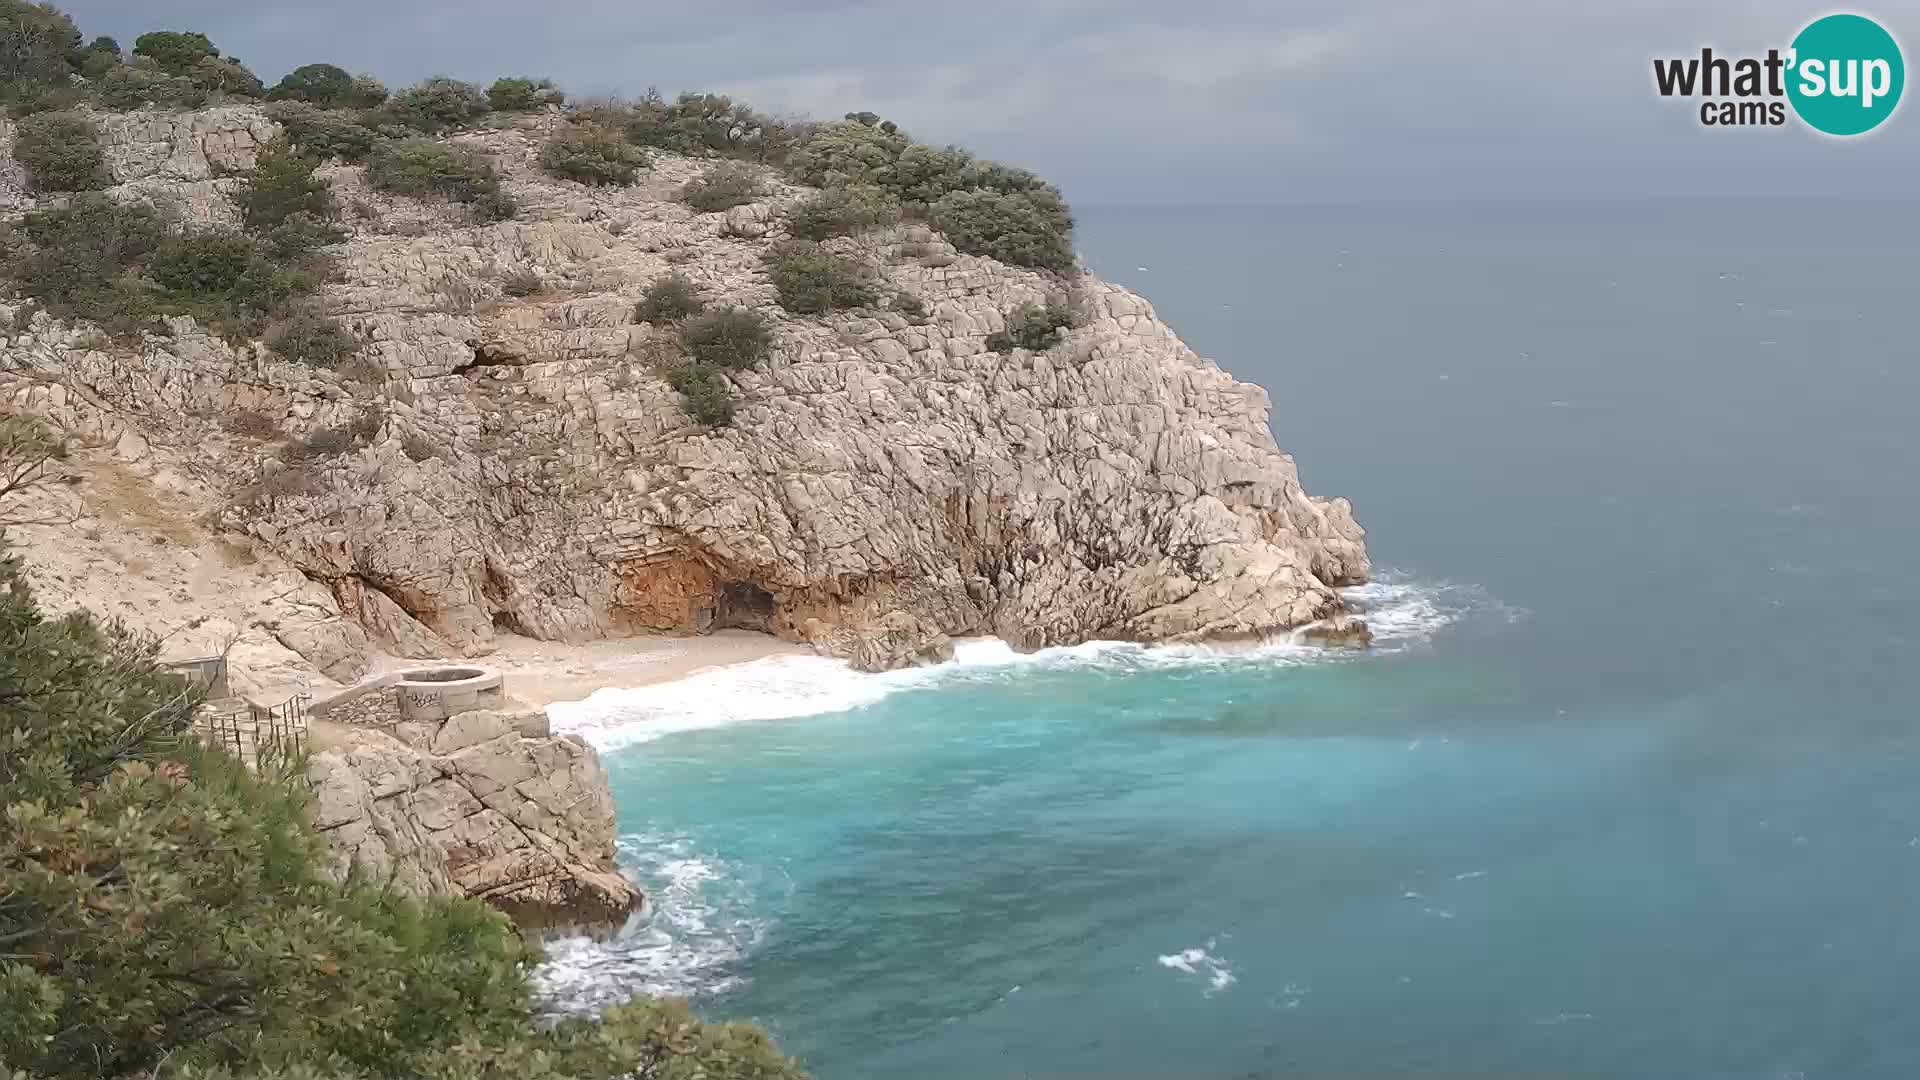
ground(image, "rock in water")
xmin=1300 ymin=615 xmax=1375 ymax=649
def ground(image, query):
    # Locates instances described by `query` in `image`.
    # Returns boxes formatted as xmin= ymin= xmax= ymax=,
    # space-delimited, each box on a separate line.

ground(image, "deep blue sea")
xmin=542 ymin=201 xmax=1920 ymax=1078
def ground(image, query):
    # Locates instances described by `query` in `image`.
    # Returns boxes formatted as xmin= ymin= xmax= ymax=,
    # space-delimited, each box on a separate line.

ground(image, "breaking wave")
xmin=549 ymin=572 xmax=1491 ymax=750
xmin=530 ymin=832 xmax=773 ymax=1015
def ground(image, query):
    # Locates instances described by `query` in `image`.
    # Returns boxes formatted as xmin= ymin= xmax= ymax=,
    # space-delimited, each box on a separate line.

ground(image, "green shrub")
xmin=6 ymin=194 xmax=167 ymax=331
xmin=149 ymin=231 xmax=258 ymax=295
xmin=0 ymin=1 xmax=82 ymax=86
xmin=346 ymin=72 xmax=388 ymax=107
xmin=634 ymin=272 xmax=703 ymax=324
xmin=367 ymin=137 xmax=502 ymax=204
xmin=470 ymin=187 xmax=518 ymax=223
xmin=626 ymin=89 xmax=796 ymax=161
xmin=668 ymin=362 xmax=734 ymax=426
xmin=681 ymin=162 xmax=762 ymax=212
xmin=3 ymin=81 xmax=91 ymax=116
xmin=265 ymin=307 xmax=356 ymax=367
xmin=238 ymin=136 xmax=343 ymax=254
xmin=539 ymin=123 xmax=645 ymax=186
xmin=267 ymin=62 xmax=352 ymax=104
xmin=190 ymin=54 xmax=263 ymax=96
xmin=680 ymin=307 xmax=770 ymax=370
xmin=500 ymin=268 xmax=542 ymax=297
xmin=150 ymin=232 xmax=309 ymax=325
xmin=487 ymin=75 xmax=561 ymax=111
xmin=785 ymin=119 xmax=910 ymax=190
xmin=382 ymin=76 xmax=487 ymax=133
xmin=130 ymin=29 xmax=217 ymax=73
xmin=97 ymin=61 xmax=207 ymax=109
xmin=786 ymin=118 xmax=1076 ymax=273
xmin=12 ymin=110 xmax=107 ymax=191
xmin=263 ymin=101 xmax=380 ymax=163
xmin=785 ymin=186 xmax=899 ymax=241
xmin=985 ymin=300 xmax=1074 ymax=352
xmin=764 ymin=239 xmax=876 ymax=314
xmin=929 ymin=188 xmax=1076 ymax=275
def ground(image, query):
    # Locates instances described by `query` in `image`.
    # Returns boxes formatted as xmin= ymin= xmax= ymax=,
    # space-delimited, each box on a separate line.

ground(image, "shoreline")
xmin=478 ymin=629 xmax=808 ymax=711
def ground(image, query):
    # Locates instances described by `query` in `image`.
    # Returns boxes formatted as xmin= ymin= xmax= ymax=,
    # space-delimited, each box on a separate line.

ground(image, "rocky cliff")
xmin=305 ymin=700 xmax=642 ymax=937
xmin=0 ymin=104 xmax=1369 ymax=678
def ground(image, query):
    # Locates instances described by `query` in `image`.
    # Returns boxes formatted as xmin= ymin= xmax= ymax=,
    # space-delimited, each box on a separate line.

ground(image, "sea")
xmin=536 ymin=201 xmax=1920 ymax=1078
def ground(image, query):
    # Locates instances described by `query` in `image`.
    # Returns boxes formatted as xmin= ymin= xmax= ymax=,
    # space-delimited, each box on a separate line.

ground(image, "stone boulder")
xmin=305 ymin=708 xmax=643 ymax=937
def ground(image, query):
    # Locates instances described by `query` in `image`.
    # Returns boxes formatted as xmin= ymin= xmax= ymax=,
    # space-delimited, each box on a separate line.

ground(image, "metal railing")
xmin=195 ymin=692 xmax=311 ymax=771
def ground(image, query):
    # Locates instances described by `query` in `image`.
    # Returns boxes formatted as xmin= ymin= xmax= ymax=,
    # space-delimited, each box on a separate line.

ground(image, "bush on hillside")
xmin=985 ymin=300 xmax=1074 ymax=352
xmin=500 ymin=268 xmax=542 ymax=297
xmin=346 ymin=73 xmax=389 ymax=107
xmin=96 ymin=61 xmax=207 ymax=109
xmin=265 ymin=307 xmax=357 ymax=366
xmin=264 ymin=101 xmax=381 ymax=163
xmin=150 ymin=231 xmax=308 ymax=316
xmin=681 ymin=161 xmax=762 ymax=212
xmin=786 ymin=118 xmax=1077 ymax=273
xmin=11 ymin=110 xmax=107 ymax=191
xmin=382 ymin=76 xmax=487 ymax=133
xmin=929 ymin=188 xmax=1076 ymax=275
xmin=130 ymin=29 xmax=217 ymax=73
xmin=635 ymin=272 xmax=704 ymax=324
xmin=6 ymin=194 xmax=167 ymax=330
xmin=487 ymin=75 xmax=561 ymax=111
xmin=680 ymin=307 xmax=770 ymax=370
xmin=238 ymin=136 xmax=344 ymax=254
xmin=71 ymin=33 xmax=119 ymax=78
xmin=267 ymin=61 xmax=352 ymax=104
xmin=668 ymin=362 xmax=734 ymax=426
xmin=539 ymin=122 xmax=645 ymax=186
xmin=785 ymin=185 xmax=899 ymax=241
xmin=764 ymin=240 xmax=876 ymax=314
xmin=0 ymin=1 xmax=83 ymax=88
xmin=190 ymin=53 xmax=263 ymax=96
xmin=366 ymin=137 xmax=503 ymax=205
xmin=626 ymin=89 xmax=801 ymax=162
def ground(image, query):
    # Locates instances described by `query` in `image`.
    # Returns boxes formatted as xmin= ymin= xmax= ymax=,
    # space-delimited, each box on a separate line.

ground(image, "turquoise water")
xmin=543 ymin=203 xmax=1920 ymax=1078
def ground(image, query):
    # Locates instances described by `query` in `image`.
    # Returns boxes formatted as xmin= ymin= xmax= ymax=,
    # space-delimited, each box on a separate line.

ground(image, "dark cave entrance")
xmin=714 ymin=581 xmax=775 ymax=632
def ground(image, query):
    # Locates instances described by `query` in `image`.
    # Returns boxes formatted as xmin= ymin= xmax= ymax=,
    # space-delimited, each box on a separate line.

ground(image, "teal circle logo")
xmin=1787 ymin=14 xmax=1905 ymax=135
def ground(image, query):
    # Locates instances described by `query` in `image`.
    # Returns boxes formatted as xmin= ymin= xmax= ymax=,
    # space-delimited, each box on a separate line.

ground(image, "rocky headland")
xmin=0 ymin=101 xmax=1369 ymax=931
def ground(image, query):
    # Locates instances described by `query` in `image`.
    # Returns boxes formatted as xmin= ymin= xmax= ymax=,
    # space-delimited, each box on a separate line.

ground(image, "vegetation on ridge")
xmin=2 ymin=0 xmax=1081 ymax=438
xmin=0 ymin=416 xmax=806 ymax=1078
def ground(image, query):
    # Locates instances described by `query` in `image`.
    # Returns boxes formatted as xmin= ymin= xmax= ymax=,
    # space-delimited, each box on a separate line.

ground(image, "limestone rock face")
xmin=0 ymin=105 xmax=1370 ymax=673
xmin=305 ymin=707 xmax=643 ymax=936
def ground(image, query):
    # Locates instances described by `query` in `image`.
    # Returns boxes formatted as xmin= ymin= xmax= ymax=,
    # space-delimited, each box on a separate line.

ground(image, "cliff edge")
xmin=0 ymin=104 xmax=1369 ymax=677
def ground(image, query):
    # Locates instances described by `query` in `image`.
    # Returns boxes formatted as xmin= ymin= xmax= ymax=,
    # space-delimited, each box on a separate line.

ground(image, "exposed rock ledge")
xmin=305 ymin=701 xmax=643 ymax=937
xmin=0 ymin=104 xmax=1369 ymax=677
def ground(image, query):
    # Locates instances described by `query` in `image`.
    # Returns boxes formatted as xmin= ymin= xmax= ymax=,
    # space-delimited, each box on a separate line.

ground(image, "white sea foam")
xmin=531 ymin=832 xmax=768 ymax=1014
xmin=1158 ymin=940 xmax=1236 ymax=995
xmin=550 ymin=572 xmax=1486 ymax=750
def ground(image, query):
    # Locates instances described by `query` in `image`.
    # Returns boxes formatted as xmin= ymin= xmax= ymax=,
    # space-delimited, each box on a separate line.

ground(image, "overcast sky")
xmin=57 ymin=0 xmax=1920 ymax=205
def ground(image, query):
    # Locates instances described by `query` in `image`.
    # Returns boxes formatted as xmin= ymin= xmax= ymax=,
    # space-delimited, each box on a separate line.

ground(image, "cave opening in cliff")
xmin=714 ymin=581 xmax=775 ymax=632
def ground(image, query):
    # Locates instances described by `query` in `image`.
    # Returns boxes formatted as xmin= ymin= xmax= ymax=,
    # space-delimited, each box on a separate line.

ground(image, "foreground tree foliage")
xmin=0 ymin=417 xmax=806 ymax=1078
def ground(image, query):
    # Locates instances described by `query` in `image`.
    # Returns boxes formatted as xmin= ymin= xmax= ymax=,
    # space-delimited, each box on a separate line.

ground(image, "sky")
xmin=55 ymin=0 xmax=1920 ymax=206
